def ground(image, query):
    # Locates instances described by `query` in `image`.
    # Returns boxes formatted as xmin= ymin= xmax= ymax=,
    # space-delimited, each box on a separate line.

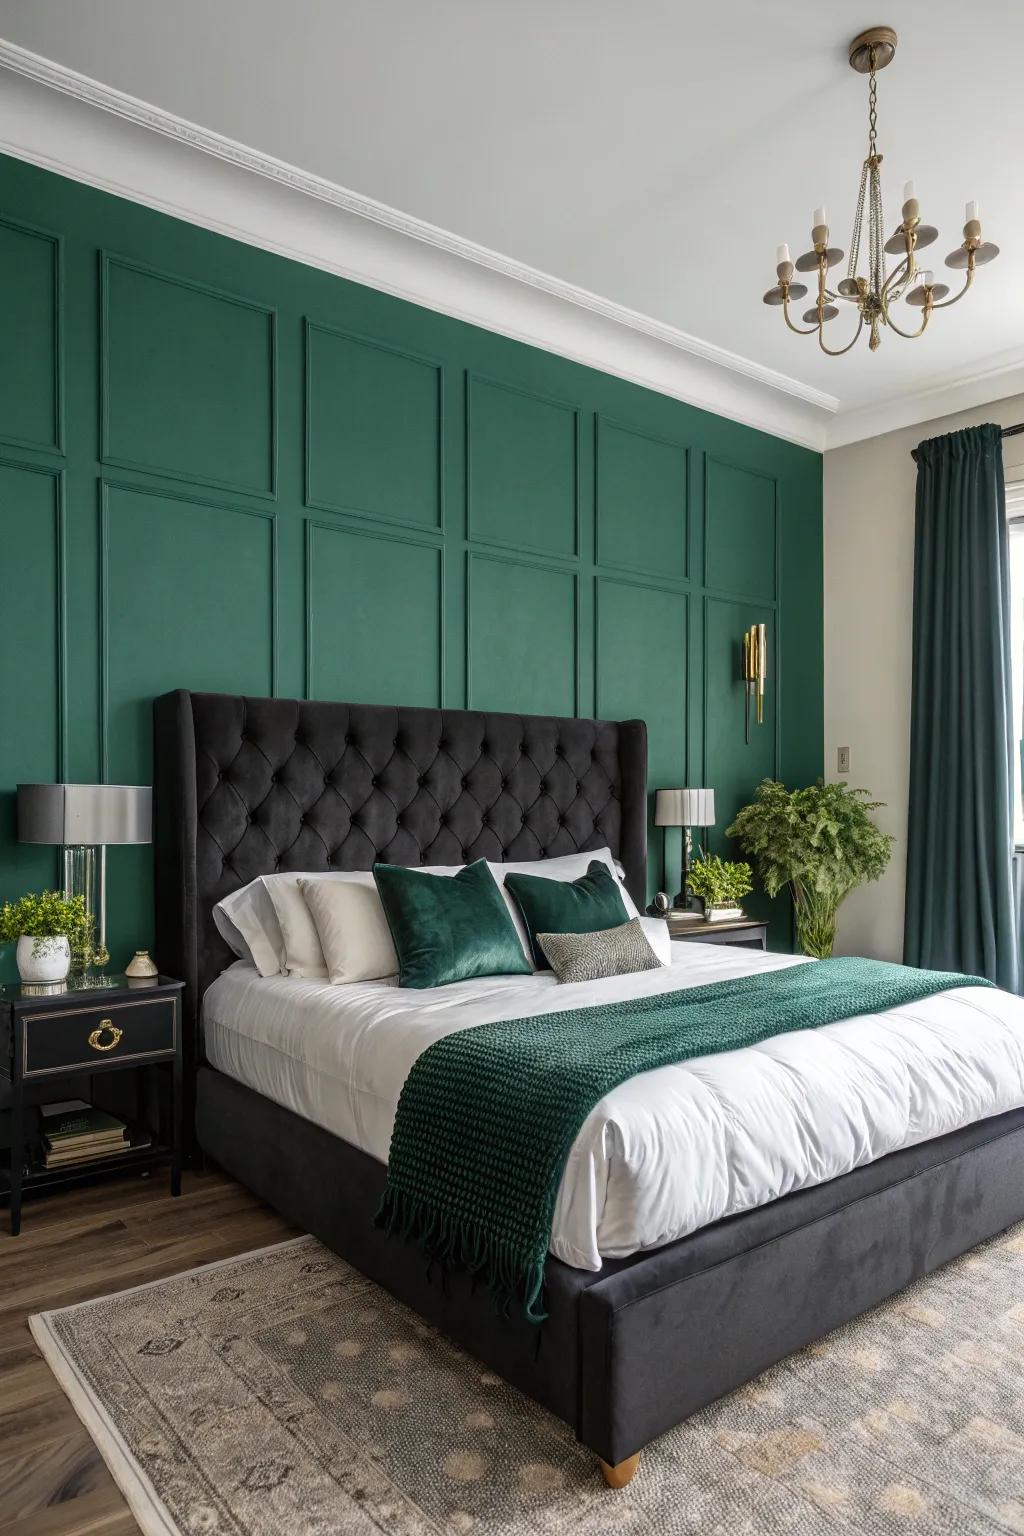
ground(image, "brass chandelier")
xmin=763 ymin=26 xmax=1000 ymax=354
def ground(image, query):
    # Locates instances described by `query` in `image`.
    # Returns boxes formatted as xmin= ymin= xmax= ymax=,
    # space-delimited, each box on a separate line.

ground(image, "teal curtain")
xmin=904 ymin=423 xmax=1017 ymax=988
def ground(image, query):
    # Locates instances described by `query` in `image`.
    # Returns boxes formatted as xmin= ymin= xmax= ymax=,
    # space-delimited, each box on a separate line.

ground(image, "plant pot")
xmin=16 ymin=933 xmax=71 ymax=984
xmin=792 ymin=888 xmax=838 ymax=959
xmin=705 ymin=901 xmax=744 ymax=922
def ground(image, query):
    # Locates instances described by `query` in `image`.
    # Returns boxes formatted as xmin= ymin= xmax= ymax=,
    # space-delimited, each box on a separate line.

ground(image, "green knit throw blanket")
xmin=377 ymin=956 xmax=988 ymax=1321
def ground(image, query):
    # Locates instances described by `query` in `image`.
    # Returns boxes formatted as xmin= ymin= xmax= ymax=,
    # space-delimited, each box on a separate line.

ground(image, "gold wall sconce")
xmin=743 ymin=623 xmax=767 ymax=743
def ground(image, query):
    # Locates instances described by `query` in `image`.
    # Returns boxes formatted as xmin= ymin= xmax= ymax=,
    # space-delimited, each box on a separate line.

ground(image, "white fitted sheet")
xmin=202 ymin=945 xmax=1024 ymax=1271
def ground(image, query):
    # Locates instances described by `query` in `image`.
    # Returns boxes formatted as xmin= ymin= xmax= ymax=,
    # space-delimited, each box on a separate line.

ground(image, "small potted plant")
xmin=687 ymin=853 xmax=753 ymax=919
xmin=0 ymin=890 xmax=94 ymax=984
xmin=727 ymin=778 xmax=893 ymax=958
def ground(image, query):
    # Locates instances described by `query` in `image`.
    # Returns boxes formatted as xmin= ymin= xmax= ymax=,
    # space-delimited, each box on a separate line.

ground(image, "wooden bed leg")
xmin=599 ymin=1452 xmax=641 ymax=1489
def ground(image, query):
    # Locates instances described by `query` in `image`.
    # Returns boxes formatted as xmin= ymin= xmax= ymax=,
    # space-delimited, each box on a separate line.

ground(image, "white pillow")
xmin=263 ymin=872 xmax=335 ymax=978
xmin=298 ymin=876 xmax=398 ymax=984
xmin=267 ymin=864 xmax=467 ymax=978
xmin=488 ymin=848 xmax=641 ymax=968
xmin=212 ymin=880 xmax=284 ymax=977
xmin=637 ymin=915 xmax=671 ymax=966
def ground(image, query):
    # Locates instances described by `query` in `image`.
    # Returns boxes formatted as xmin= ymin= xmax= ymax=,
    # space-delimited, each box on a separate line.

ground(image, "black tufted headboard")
xmin=153 ymin=690 xmax=648 ymax=1094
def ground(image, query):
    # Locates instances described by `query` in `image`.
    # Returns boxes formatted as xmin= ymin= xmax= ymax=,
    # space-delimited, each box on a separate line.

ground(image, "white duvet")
xmin=202 ymin=943 xmax=1024 ymax=1272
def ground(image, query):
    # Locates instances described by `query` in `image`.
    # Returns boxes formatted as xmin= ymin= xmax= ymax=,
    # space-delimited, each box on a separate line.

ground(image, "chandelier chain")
xmin=870 ymin=160 xmax=887 ymax=294
xmin=847 ymin=160 xmax=868 ymax=283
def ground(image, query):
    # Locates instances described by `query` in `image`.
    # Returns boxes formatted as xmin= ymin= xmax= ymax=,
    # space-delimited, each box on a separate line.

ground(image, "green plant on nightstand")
xmin=686 ymin=853 xmax=753 ymax=912
xmin=727 ymin=779 xmax=893 ymax=959
xmin=0 ymin=890 xmax=95 ymax=983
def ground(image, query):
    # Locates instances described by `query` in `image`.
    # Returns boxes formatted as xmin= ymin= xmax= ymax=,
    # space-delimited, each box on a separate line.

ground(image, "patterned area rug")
xmin=32 ymin=1227 xmax=1024 ymax=1536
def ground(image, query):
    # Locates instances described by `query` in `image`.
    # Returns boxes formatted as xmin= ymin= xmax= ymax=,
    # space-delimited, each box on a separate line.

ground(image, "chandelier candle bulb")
xmin=776 ymin=244 xmax=791 ymax=266
xmin=966 ymin=200 xmax=979 ymax=223
xmin=903 ymin=181 xmax=915 ymax=203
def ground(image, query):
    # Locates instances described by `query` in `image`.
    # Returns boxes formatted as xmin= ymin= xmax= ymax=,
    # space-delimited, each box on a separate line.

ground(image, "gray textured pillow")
xmin=537 ymin=918 xmax=661 ymax=985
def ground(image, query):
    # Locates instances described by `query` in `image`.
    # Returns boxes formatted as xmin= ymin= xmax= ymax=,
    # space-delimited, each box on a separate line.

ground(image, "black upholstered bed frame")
xmin=154 ymin=688 xmax=1024 ymax=1483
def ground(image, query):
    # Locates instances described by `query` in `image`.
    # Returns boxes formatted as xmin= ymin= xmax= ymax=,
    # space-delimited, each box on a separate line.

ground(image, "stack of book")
xmin=39 ymin=1099 xmax=131 ymax=1169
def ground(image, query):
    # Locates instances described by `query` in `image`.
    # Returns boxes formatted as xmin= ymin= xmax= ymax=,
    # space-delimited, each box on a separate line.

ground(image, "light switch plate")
xmin=837 ymin=746 xmax=851 ymax=774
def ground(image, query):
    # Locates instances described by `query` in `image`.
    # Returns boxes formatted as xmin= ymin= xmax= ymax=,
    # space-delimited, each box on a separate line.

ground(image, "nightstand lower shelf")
xmin=1 ymin=1141 xmax=174 ymax=1205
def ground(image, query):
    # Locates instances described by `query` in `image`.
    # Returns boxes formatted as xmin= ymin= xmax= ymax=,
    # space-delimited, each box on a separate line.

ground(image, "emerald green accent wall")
xmin=0 ymin=153 xmax=823 ymax=975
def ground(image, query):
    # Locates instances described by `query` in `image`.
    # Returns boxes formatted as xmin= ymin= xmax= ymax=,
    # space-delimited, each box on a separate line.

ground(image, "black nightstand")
xmin=0 ymin=974 xmax=184 ymax=1235
xmin=665 ymin=917 xmax=768 ymax=951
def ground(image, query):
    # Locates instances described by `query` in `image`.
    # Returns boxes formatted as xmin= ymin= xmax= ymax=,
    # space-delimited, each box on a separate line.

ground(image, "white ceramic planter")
xmin=16 ymin=933 xmax=71 ymax=984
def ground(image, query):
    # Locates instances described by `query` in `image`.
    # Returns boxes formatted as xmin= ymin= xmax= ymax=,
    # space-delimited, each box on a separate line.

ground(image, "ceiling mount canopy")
xmin=762 ymin=26 xmax=1001 ymax=356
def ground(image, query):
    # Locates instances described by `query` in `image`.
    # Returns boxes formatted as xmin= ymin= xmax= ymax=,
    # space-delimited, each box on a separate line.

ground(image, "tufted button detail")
xmin=461 ymin=778 xmax=468 ymax=790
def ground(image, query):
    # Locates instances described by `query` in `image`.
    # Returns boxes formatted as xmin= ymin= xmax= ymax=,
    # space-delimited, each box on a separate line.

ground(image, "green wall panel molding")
xmin=0 ymin=459 xmax=64 ymax=907
xmin=305 ymin=320 xmax=443 ymax=532
xmin=99 ymin=480 xmax=277 ymax=783
xmin=466 ymin=374 xmax=579 ymax=559
xmin=704 ymin=456 xmax=777 ymax=598
xmin=0 ymin=216 xmax=63 ymax=454
xmin=466 ymin=552 xmax=578 ymax=718
xmin=306 ymin=519 xmax=444 ymax=708
xmin=0 ymin=151 xmax=822 ymax=974
xmin=595 ymin=416 xmax=689 ymax=581
xmin=702 ymin=594 xmax=789 ymax=940
xmin=595 ymin=576 xmax=688 ymax=892
xmin=101 ymin=253 xmax=277 ymax=498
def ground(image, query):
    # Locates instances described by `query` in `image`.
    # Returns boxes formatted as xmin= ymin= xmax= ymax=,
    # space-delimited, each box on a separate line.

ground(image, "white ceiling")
xmin=2 ymin=0 xmax=1022 ymax=439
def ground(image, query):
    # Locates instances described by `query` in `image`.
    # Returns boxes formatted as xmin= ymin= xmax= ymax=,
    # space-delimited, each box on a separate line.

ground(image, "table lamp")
xmin=17 ymin=783 xmax=152 ymax=978
xmin=654 ymin=788 xmax=716 ymax=914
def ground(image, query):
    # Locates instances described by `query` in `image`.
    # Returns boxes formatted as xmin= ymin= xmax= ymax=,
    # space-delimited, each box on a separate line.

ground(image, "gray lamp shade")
xmin=18 ymin=783 xmax=152 ymax=846
xmin=654 ymin=788 xmax=716 ymax=828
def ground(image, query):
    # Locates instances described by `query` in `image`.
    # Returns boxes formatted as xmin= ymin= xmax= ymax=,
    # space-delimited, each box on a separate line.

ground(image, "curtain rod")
xmin=911 ymin=423 xmax=1024 ymax=463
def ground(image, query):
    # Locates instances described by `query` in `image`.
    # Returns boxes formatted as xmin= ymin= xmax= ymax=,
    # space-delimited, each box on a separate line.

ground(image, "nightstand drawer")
xmin=22 ymin=996 xmax=178 ymax=1076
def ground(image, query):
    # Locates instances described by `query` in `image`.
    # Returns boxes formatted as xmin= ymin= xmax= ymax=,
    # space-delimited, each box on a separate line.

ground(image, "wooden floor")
xmin=0 ymin=1167 xmax=297 ymax=1535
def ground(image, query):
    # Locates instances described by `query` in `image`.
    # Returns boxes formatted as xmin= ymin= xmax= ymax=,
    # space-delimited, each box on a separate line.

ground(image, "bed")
xmin=154 ymin=688 xmax=1024 ymax=1488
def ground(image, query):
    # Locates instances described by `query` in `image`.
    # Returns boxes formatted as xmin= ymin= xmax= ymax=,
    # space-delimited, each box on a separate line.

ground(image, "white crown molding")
xmin=825 ymin=348 xmax=1024 ymax=450
xmin=0 ymin=37 xmax=835 ymax=449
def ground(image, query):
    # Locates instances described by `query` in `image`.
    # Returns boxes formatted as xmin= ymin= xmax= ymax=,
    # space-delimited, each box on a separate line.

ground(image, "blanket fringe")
xmin=375 ymin=1185 xmax=547 ymax=1323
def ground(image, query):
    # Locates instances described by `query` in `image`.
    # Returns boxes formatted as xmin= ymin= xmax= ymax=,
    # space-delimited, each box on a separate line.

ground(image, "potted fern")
xmin=726 ymin=779 xmax=893 ymax=959
xmin=687 ymin=853 xmax=753 ymax=919
xmin=0 ymin=890 xmax=94 ymax=983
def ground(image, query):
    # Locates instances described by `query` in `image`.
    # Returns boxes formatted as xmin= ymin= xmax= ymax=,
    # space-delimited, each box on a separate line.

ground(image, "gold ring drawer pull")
xmin=88 ymin=1019 xmax=123 ymax=1052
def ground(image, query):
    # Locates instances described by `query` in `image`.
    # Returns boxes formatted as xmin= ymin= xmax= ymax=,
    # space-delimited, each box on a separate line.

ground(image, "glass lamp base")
xmin=62 ymin=844 xmax=109 ymax=974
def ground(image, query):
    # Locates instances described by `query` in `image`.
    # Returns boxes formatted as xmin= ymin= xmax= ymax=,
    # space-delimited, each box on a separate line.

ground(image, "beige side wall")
xmin=824 ymin=395 xmax=1024 ymax=961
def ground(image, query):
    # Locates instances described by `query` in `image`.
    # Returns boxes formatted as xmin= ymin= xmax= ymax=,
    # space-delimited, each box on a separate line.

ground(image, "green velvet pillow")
xmin=373 ymin=859 xmax=532 ymax=990
xmin=503 ymin=859 xmax=630 ymax=969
